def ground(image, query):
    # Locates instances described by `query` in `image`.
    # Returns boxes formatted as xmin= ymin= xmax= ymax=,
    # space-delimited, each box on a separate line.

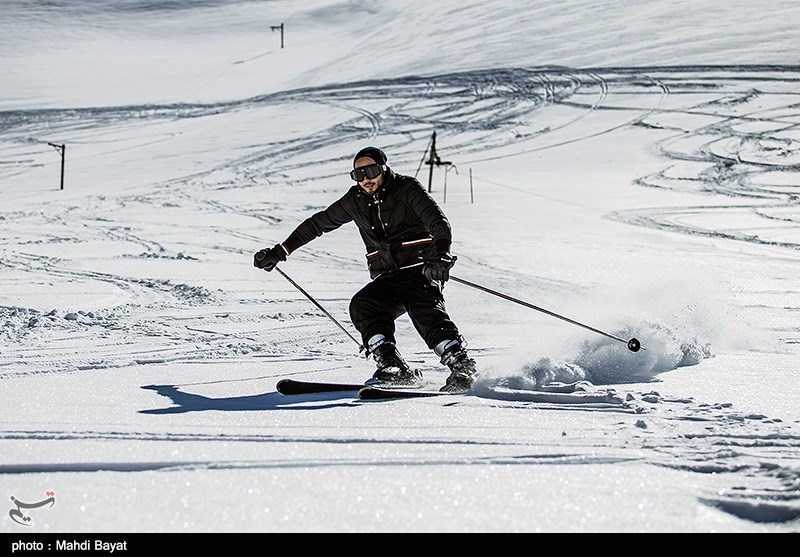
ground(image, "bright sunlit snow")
xmin=1 ymin=0 xmax=799 ymax=533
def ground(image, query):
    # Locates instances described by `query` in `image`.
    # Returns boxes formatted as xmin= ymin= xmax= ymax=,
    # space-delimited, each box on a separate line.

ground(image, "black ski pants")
xmin=349 ymin=267 xmax=460 ymax=350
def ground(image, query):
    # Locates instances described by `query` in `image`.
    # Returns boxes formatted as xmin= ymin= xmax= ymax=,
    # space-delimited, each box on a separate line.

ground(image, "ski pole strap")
xmin=450 ymin=275 xmax=641 ymax=350
xmin=275 ymin=267 xmax=367 ymax=355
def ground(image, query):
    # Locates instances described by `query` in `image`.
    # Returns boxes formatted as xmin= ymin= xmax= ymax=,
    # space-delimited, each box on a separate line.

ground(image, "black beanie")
xmin=353 ymin=146 xmax=387 ymax=167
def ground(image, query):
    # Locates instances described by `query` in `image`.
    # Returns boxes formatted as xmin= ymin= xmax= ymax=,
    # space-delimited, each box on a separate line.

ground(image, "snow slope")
xmin=1 ymin=0 xmax=799 ymax=533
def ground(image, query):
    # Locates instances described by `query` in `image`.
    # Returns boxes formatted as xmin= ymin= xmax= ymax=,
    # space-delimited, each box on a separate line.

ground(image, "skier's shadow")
xmin=139 ymin=384 xmax=358 ymax=414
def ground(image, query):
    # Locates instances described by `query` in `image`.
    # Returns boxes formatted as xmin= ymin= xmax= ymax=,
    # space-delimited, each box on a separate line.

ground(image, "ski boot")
xmin=365 ymin=335 xmax=423 ymax=387
xmin=436 ymin=338 xmax=478 ymax=393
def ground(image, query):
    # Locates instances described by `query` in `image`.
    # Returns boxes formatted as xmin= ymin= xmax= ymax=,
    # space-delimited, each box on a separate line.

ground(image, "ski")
xmin=358 ymin=386 xmax=460 ymax=400
xmin=276 ymin=379 xmax=365 ymax=395
xmin=276 ymin=379 xmax=452 ymax=398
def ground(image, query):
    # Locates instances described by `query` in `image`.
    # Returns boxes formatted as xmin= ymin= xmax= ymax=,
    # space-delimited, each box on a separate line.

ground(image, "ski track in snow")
xmin=2 ymin=381 xmax=798 ymax=525
xmin=3 ymin=65 xmax=799 ymax=373
xmin=2 ymin=65 xmax=800 ymax=527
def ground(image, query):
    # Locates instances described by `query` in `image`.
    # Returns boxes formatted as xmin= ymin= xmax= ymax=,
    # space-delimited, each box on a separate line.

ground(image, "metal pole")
xmin=450 ymin=275 xmax=642 ymax=352
xmin=274 ymin=267 xmax=366 ymax=354
xmin=271 ymin=23 xmax=285 ymax=48
xmin=427 ymin=131 xmax=436 ymax=193
xmin=60 ymin=144 xmax=65 ymax=190
xmin=469 ymin=167 xmax=474 ymax=203
xmin=48 ymin=142 xmax=65 ymax=190
xmin=443 ymin=165 xmax=448 ymax=204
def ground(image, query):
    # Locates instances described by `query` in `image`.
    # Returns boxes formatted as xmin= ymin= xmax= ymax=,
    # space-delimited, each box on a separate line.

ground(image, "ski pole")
xmin=450 ymin=275 xmax=642 ymax=352
xmin=274 ymin=267 xmax=368 ymax=355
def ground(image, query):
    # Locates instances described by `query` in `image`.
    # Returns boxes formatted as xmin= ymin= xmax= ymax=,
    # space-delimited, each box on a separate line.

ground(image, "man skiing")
xmin=254 ymin=146 xmax=477 ymax=393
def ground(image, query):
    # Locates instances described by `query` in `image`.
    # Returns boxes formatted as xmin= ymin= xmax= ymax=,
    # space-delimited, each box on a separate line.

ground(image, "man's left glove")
xmin=423 ymin=253 xmax=457 ymax=282
xmin=254 ymin=244 xmax=287 ymax=271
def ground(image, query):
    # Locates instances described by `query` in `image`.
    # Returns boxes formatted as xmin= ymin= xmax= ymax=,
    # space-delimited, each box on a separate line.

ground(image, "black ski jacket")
xmin=282 ymin=169 xmax=452 ymax=279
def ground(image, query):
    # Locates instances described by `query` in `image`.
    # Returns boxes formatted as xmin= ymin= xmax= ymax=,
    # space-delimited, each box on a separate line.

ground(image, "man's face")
xmin=354 ymin=156 xmax=384 ymax=195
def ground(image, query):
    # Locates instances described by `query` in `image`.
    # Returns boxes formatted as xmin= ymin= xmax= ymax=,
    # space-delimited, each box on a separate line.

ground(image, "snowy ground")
xmin=1 ymin=1 xmax=799 ymax=533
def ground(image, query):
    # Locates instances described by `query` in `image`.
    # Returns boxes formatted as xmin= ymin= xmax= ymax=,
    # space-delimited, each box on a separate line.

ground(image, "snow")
xmin=2 ymin=0 xmax=800 ymax=533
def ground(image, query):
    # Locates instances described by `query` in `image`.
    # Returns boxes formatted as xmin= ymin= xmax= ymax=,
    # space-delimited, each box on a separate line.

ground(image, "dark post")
xmin=426 ymin=131 xmax=437 ymax=193
xmin=469 ymin=167 xmax=474 ymax=203
xmin=61 ymin=144 xmax=66 ymax=190
xmin=424 ymin=131 xmax=452 ymax=193
xmin=443 ymin=166 xmax=447 ymax=204
xmin=271 ymin=23 xmax=285 ymax=48
xmin=48 ymin=142 xmax=65 ymax=190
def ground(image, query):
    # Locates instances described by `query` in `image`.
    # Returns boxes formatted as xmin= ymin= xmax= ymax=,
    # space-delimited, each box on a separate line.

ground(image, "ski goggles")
xmin=350 ymin=164 xmax=384 ymax=182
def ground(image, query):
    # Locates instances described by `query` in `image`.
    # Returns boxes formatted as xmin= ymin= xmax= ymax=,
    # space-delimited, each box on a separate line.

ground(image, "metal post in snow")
xmin=425 ymin=130 xmax=452 ymax=194
xmin=48 ymin=142 xmax=65 ymax=190
xmin=271 ymin=23 xmax=285 ymax=48
xmin=469 ymin=167 xmax=474 ymax=203
xmin=443 ymin=165 xmax=447 ymax=204
xmin=426 ymin=131 xmax=437 ymax=193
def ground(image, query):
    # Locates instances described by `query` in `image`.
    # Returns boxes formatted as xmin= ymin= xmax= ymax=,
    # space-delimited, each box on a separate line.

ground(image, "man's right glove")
xmin=254 ymin=244 xmax=287 ymax=271
xmin=422 ymin=253 xmax=457 ymax=282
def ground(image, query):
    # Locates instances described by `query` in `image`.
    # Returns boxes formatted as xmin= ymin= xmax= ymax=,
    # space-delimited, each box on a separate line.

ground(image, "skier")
xmin=254 ymin=146 xmax=477 ymax=392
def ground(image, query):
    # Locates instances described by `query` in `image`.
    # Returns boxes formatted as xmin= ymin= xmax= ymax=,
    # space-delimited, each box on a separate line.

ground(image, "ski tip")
xmin=276 ymin=379 xmax=366 ymax=395
xmin=276 ymin=379 xmax=296 ymax=394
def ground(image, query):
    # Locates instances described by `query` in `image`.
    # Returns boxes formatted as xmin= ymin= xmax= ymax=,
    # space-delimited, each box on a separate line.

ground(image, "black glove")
xmin=423 ymin=253 xmax=456 ymax=282
xmin=254 ymin=244 xmax=287 ymax=271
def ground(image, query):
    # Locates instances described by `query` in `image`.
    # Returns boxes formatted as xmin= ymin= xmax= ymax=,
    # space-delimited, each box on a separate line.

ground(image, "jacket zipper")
xmin=374 ymin=194 xmax=387 ymax=235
